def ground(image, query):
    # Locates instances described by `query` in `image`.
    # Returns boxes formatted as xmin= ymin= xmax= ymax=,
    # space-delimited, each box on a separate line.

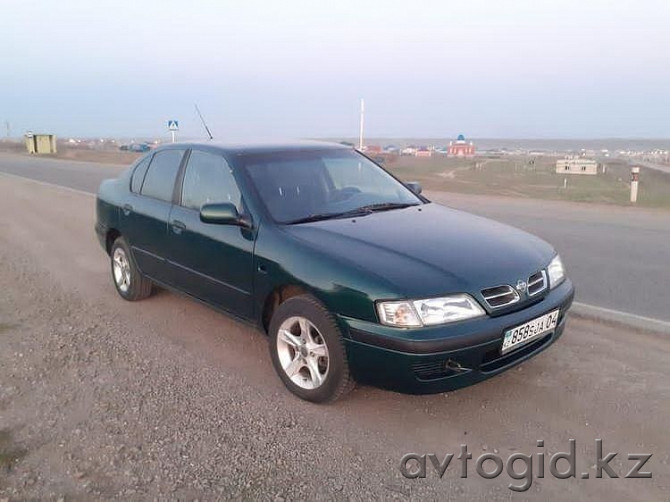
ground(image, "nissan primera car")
xmin=95 ymin=142 xmax=574 ymax=402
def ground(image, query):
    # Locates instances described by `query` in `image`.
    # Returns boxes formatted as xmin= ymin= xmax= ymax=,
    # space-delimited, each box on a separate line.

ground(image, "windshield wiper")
xmin=352 ymin=202 xmax=419 ymax=213
xmin=286 ymin=209 xmax=370 ymax=225
xmin=286 ymin=202 xmax=418 ymax=225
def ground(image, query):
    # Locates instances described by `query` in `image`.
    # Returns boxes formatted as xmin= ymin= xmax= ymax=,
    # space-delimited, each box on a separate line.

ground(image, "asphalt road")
xmin=1 ymin=174 xmax=668 ymax=501
xmin=1 ymin=152 xmax=668 ymax=321
xmin=0 ymin=152 xmax=126 ymax=193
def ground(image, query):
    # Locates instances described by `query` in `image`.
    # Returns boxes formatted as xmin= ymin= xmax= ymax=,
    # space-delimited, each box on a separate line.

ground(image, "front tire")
xmin=110 ymin=236 xmax=152 ymax=301
xmin=269 ymin=295 xmax=355 ymax=403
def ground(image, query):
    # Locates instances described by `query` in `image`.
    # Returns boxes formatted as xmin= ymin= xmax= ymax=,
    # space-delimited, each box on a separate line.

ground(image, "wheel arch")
xmin=261 ymin=284 xmax=313 ymax=334
xmin=105 ymin=228 xmax=122 ymax=255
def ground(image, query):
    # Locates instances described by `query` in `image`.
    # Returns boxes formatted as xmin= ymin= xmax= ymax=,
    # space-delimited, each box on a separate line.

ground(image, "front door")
xmin=166 ymin=149 xmax=255 ymax=319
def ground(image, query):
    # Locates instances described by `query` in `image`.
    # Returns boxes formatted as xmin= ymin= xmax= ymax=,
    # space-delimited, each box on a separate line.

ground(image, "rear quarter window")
xmin=130 ymin=155 xmax=152 ymax=193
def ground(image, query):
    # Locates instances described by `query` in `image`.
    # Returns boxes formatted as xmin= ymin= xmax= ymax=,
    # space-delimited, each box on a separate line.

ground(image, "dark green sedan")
xmin=95 ymin=141 xmax=574 ymax=403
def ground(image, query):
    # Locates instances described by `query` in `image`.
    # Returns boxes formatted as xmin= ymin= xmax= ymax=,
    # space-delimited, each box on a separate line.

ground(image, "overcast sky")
xmin=1 ymin=0 xmax=669 ymax=140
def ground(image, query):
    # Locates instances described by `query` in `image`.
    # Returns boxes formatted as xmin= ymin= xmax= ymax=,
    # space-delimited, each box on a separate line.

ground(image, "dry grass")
xmin=384 ymin=154 xmax=670 ymax=209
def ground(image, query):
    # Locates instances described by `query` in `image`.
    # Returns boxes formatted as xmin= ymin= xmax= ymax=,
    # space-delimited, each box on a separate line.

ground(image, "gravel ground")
xmin=0 ymin=213 xmax=401 ymax=501
xmin=0 ymin=175 xmax=668 ymax=501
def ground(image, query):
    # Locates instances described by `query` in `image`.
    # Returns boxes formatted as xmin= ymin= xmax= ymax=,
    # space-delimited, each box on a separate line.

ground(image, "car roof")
xmin=156 ymin=140 xmax=351 ymax=156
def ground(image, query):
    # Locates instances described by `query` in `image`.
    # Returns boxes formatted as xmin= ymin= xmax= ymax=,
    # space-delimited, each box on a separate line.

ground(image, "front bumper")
xmin=340 ymin=279 xmax=574 ymax=394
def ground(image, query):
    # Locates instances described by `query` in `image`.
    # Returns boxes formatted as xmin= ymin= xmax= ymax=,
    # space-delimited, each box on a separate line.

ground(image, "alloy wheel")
xmin=112 ymin=247 xmax=131 ymax=293
xmin=276 ymin=316 xmax=330 ymax=389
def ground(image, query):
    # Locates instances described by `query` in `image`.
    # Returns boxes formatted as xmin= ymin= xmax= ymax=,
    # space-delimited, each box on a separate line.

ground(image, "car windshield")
xmin=242 ymin=148 xmax=422 ymax=223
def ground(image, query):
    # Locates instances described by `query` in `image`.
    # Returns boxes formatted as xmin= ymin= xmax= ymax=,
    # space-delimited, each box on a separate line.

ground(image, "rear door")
xmin=166 ymin=149 xmax=255 ymax=319
xmin=121 ymin=148 xmax=186 ymax=281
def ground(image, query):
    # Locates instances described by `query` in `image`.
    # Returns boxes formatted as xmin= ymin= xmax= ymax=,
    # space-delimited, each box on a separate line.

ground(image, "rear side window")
xmin=130 ymin=155 xmax=151 ymax=193
xmin=141 ymin=149 xmax=185 ymax=202
xmin=181 ymin=150 xmax=242 ymax=211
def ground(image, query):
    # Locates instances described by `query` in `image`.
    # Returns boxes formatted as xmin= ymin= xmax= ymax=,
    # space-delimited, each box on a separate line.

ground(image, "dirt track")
xmin=0 ymin=175 xmax=668 ymax=500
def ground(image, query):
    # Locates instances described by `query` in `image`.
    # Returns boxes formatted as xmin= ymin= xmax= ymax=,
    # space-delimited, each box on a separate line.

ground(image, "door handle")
xmin=122 ymin=204 xmax=133 ymax=216
xmin=171 ymin=220 xmax=186 ymax=234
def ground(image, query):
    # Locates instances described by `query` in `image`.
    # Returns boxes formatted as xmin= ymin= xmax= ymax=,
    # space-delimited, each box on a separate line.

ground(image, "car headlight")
xmin=377 ymin=294 xmax=485 ymax=327
xmin=547 ymin=254 xmax=565 ymax=289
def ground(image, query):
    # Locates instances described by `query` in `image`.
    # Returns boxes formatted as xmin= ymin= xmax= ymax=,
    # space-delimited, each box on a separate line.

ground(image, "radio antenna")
xmin=194 ymin=104 xmax=214 ymax=140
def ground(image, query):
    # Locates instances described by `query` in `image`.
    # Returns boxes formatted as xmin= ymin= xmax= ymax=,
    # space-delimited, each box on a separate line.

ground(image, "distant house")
xmin=556 ymin=157 xmax=598 ymax=175
xmin=415 ymin=147 xmax=432 ymax=157
xmin=364 ymin=144 xmax=382 ymax=154
xmin=448 ymin=134 xmax=475 ymax=157
xmin=401 ymin=146 xmax=417 ymax=156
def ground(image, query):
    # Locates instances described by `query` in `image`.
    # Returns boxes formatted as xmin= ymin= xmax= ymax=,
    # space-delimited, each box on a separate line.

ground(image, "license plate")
xmin=501 ymin=309 xmax=559 ymax=355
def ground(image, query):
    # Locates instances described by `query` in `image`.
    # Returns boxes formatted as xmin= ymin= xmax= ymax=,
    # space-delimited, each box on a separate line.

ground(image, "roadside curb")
xmin=571 ymin=302 xmax=670 ymax=335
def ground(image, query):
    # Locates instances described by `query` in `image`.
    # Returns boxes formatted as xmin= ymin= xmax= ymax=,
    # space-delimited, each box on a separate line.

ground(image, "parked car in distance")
xmin=95 ymin=141 xmax=574 ymax=403
xmin=120 ymin=143 xmax=151 ymax=153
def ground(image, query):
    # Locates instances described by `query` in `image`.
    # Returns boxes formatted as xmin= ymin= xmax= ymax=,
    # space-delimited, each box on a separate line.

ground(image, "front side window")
xmin=181 ymin=150 xmax=242 ymax=211
xmin=242 ymin=148 xmax=421 ymax=223
xmin=140 ymin=149 xmax=185 ymax=202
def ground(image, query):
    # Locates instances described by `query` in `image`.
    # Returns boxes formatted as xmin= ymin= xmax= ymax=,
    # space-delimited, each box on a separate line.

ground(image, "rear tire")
xmin=110 ymin=236 xmax=152 ymax=301
xmin=269 ymin=295 xmax=355 ymax=403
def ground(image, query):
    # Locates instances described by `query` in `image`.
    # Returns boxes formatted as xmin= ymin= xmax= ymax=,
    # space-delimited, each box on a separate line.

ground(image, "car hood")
xmin=284 ymin=203 xmax=555 ymax=298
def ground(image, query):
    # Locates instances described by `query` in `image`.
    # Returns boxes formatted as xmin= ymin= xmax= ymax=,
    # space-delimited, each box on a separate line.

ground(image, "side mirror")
xmin=405 ymin=181 xmax=422 ymax=195
xmin=200 ymin=202 xmax=250 ymax=227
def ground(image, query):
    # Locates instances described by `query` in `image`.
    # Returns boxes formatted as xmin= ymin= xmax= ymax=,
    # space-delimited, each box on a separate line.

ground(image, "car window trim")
xmin=173 ymin=148 xmax=191 ymax=206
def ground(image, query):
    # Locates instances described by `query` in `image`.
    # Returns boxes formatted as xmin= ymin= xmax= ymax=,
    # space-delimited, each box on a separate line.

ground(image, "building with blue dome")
xmin=448 ymin=134 xmax=475 ymax=157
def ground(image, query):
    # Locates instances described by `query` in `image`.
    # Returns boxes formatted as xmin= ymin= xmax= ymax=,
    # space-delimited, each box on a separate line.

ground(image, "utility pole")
xmin=358 ymin=98 xmax=365 ymax=151
xmin=4 ymin=121 xmax=10 ymax=138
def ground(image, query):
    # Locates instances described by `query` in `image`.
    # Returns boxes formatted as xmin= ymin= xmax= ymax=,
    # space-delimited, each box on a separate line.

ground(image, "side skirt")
xmin=143 ymin=275 xmax=265 ymax=335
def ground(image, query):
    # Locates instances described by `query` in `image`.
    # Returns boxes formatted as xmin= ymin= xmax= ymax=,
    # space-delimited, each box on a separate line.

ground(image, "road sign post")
xmin=167 ymin=120 xmax=179 ymax=143
xmin=630 ymin=166 xmax=640 ymax=203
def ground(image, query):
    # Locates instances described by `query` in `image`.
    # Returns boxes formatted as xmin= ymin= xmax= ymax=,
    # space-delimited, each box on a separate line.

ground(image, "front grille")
xmin=481 ymin=269 xmax=547 ymax=309
xmin=481 ymin=285 xmax=520 ymax=309
xmin=527 ymin=270 xmax=547 ymax=296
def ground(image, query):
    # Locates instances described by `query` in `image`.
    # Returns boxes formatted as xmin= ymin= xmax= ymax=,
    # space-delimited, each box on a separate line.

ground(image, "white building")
xmin=556 ymin=157 xmax=598 ymax=175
